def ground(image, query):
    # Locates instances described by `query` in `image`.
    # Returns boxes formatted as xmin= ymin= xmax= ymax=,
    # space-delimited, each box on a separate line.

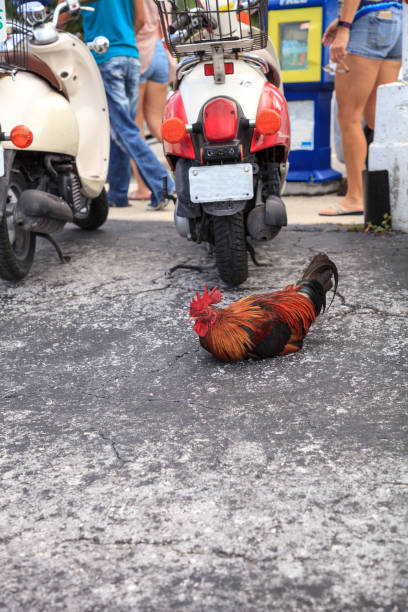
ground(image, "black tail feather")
xmin=299 ymin=253 xmax=339 ymax=310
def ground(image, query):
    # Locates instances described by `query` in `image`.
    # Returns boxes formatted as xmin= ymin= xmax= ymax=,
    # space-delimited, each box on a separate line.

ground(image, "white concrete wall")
xmin=368 ymin=4 xmax=408 ymax=232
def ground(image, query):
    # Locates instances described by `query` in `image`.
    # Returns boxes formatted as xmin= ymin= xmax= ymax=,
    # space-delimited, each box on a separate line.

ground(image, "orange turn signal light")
xmin=161 ymin=117 xmax=187 ymax=143
xmin=255 ymin=109 xmax=281 ymax=136
xmin=10 ymin=125 xmax=33 ymax=149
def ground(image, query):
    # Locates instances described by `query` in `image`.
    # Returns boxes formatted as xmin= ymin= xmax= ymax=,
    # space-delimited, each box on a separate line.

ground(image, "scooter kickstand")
xmin=246 ymin=239 xmax=267 ymax=267
xmin=37 ymin=233 xmax=71 ymax=264
xmin=162 ymin=177 xmax=176 ymax=203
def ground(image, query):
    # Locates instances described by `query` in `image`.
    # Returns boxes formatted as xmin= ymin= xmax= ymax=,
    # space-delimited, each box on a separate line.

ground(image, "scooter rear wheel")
xmin=213 ymin=211 xmax=248 ymax=286
xmin=0 ymin=168 xmax=36 ymax=281
xmin=74 ymin=188 xmax=109 ymax=231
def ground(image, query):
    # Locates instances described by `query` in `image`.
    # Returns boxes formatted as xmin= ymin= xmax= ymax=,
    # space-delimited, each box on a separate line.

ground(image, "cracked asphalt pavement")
xmin=1 ymin=216 xmax=407 ymax=611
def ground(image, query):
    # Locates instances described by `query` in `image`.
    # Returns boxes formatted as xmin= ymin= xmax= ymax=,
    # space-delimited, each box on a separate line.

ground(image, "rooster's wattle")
xmin=189 ymin=253 xmax=338 ymax=362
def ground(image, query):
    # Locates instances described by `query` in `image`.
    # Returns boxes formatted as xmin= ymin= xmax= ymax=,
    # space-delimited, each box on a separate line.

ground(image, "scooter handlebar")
xmin=168 ymin=12 xmax=191 ymax=35
xmin=168 ymin=8 xmax=216 ymax=42
xmin=87 ymin=35 xmax=110 ymax=54
xmin=169 ymin=29 xmax=190 ymax=45
xmin=52 ymin=1 xmax=98 ymax=28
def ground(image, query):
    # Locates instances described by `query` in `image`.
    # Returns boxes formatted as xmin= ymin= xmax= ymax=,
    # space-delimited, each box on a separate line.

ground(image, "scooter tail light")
xmin=255 ymin=109 xmax=281 ymax=135
xmin=204 ymin=62 xmax=234 ymax=76
xmin=162 ymin=117 xmax=187 ymax=143
xmin=250 ymin=82 xmax=290 ymax=155
xmin=10 ymin=125 xmax=33 ymax=149
xmin=162 ymin=90 xmax=195 ymax=162
xmin=203 ymin=98 xmax=238 ymax=142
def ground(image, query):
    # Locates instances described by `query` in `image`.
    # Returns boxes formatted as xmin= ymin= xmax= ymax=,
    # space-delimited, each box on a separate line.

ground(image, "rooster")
xmin=189 ymin=253 xmax=338 ymax=362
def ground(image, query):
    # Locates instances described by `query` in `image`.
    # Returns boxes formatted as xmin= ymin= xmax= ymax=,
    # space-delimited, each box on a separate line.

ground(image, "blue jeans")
xmin=99 ymin=56 xmax=175 ymax=207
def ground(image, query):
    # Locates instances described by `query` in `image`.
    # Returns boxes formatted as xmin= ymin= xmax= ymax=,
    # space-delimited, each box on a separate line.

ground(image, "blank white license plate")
xmin=0 ymin=144 xmax=4 ymax=178
xmin=189 ymin=164 xmax=253 ymax=203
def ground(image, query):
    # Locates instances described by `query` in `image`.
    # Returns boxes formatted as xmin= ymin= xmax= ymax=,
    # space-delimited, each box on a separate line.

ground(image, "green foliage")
xmin=346 ymin=213 xmax=392 ymax=235
xmin=365 ymin=213 xmax=392 ymax=235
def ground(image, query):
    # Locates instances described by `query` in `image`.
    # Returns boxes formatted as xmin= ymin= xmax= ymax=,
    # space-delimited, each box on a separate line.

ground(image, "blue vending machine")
xmin=268 ymin=0 xmax=342 ymax=192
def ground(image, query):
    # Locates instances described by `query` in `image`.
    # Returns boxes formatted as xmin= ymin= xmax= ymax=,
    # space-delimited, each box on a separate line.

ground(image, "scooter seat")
xmin=0 ymin=50 xmax=69 ymax=99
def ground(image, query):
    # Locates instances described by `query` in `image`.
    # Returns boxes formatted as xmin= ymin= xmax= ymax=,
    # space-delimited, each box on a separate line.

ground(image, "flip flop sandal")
xmin=319 ymin=203 xmax=363 ymax=216
xmin=128 ymin=190 xmax=151 ymax=201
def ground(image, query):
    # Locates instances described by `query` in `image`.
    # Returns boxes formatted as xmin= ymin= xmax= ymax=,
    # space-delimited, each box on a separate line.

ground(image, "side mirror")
xmin=17 ymin=1 xmax=47 ymax=26
xmin=87 ymin=36 xmax=110 ymax=54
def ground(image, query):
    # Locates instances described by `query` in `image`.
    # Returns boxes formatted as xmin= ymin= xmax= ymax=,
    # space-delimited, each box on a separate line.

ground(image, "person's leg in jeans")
xmin=99 ymin=57 xmax=135 ymax=207
xmin=123 ymin=55 xmax=175 ymax=208
xmin=108 ymin=138 xmax=131 ymax=207
xmin=99 ymin=57 xmax=175 ymax=209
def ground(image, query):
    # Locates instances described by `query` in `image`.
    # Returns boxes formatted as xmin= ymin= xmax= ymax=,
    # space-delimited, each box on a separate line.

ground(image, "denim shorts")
xmin=139 ymin=39 xmax=170 ymax=84
xmin=347 ymin=7 xmax=402 ymax=60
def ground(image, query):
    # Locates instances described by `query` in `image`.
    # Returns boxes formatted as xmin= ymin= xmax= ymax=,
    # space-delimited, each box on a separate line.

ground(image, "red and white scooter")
xmin=157 ymin=0 xmax=290 ymax=286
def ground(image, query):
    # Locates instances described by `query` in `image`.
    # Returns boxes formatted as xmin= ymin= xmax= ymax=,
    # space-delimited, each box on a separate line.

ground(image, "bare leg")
xmin=363 ymin=59 xmax=401 ymax=128
xmin=131 ymin=80 xmax=168 ymax=199
xmin=143 ymin=81 xmax=168 ymax=141
xmin=320 ymin=54 xmax=381 ymax=215
xmin=135 ymin=82 xmax=147 ymax=136
xmin=130 ymin=83 xmax=152 ymax=200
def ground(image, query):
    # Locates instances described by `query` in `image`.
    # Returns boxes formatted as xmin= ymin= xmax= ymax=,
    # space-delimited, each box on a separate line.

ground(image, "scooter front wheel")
xmin=0 ymin=168 xmax=36 ymax=281
xmin=213 ymin=211 xmax=248 ymax=286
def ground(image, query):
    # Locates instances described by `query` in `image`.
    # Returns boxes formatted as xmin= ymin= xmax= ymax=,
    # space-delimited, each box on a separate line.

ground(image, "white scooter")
xmin=0 ymin=0 xmax=110 ymax=281
xmin=157 ymin=0 xmax=290 ymax=286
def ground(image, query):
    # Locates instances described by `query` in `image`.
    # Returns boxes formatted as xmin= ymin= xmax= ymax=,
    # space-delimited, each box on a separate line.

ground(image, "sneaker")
xmin=146 ymin=191 xmax=176 ymax=212
xmin=146 ymin=200 xmax=166 ymax=211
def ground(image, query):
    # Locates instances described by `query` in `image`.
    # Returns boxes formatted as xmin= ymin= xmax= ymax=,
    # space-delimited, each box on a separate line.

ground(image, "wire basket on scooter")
xmin=0 ymin=0 xmax=30 ymax=69
xmin=155 ymin=0 xmax=268 ymax=58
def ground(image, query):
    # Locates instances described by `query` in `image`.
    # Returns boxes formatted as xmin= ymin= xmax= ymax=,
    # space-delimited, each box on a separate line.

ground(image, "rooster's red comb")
xmin=189 ymin=284 xmax=222 ymax=317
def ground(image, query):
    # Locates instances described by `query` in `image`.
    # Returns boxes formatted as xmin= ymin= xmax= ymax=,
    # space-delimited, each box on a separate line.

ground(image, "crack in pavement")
xmin=328 ymin=292 xmax=407 ymax=319
xmin=85 ymin=392 xmax=184 ymax=404
xmin=329 ymin=305 xmax=407 ymax=320
xmin=98 ymin=432 xmax=129 ymax=466
xmin=106 ymin=285 xmax=172 ymax=301
xmin=0 ymin=281 xmax=181 ymax=316
xmin=58 ymin=536 xmax=261 ymax=564
xmin=83 ymin=392 xmax=223 ymax=414
xmin=149 ymin=348 xmax=200 ymax=373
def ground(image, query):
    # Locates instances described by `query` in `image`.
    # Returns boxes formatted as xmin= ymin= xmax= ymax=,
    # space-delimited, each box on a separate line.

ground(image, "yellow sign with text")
xmin=268 ymin=6 xmax=323 ymax=83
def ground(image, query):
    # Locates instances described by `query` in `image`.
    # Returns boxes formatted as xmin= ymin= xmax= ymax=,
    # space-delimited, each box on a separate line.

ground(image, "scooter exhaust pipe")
xmin=247 ymin=196 xmax=287 ymax=241
xmin=14 ymin=190 xmax=73 ymax=234
xmin=174 ymin=200 xmax=192 ymax=239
